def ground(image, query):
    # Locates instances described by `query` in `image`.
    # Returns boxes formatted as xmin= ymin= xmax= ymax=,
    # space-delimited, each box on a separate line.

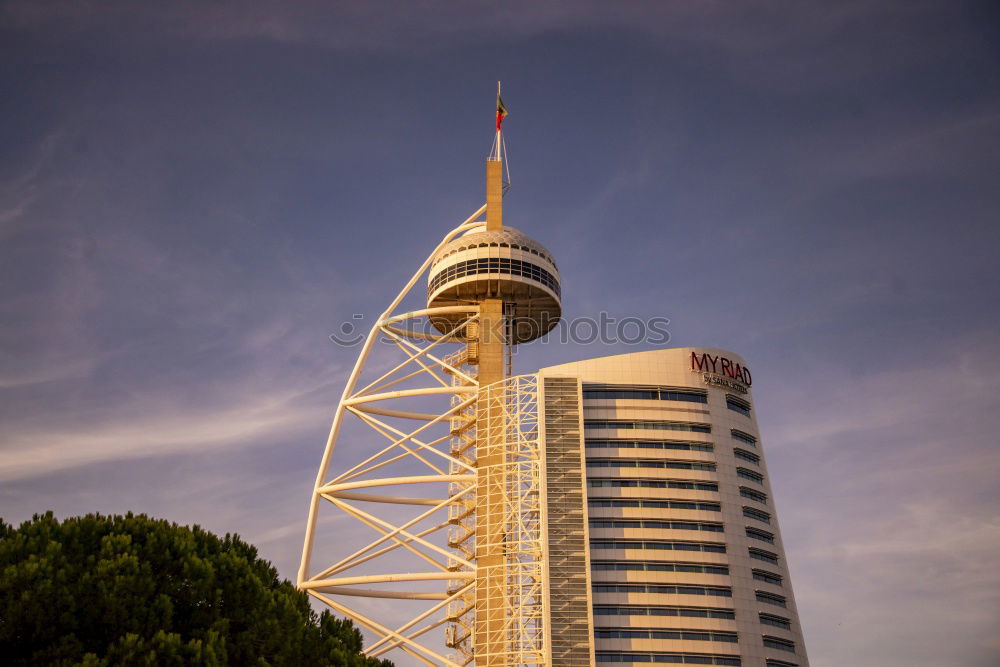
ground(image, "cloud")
xmin=758 ymin=336 xmax=1000 ymax=666
xmin=0 ymin=374 xmax=336 ymax=482
xmin=792 ymin=500 xmax=1000 ymax=666
xmin=765 ymin=335 xmax=1000 ymax=447
xmin=0 ymin=358 xmax=96 ymax=390
xmin=0 ymin=128 xmax=65 ymax=240
xmin=1 ymin=0 xmax=959 ymax=72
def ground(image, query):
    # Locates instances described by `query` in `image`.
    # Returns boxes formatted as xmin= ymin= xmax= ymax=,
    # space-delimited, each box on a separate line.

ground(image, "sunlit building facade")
xmin=538 ymin=348 xmax=810 ymax=666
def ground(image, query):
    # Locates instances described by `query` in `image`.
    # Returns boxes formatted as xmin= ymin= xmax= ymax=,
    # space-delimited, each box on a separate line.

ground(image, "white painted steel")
xmin=298 ymin=207 xmax=489 ymax=665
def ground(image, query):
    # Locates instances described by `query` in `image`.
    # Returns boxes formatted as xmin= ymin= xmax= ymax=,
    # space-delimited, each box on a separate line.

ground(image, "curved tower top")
xmin=426 ymin=85 xmax=561 ymax=344
xmin=426 ymin=225 xmax=561 ymax=343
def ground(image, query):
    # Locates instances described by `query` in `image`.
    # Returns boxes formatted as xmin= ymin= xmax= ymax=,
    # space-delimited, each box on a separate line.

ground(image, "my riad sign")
xmin=691 ymin=351 xmax=752 ymax=394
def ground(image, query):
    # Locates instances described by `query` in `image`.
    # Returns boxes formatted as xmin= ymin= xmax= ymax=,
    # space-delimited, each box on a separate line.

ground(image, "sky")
xmin=1 ymin=1 xmax=999 ymax=664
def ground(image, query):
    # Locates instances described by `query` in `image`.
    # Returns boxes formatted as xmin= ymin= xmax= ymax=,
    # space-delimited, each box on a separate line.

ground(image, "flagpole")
xmin=495 ymin=80 xmax=502 ymax=162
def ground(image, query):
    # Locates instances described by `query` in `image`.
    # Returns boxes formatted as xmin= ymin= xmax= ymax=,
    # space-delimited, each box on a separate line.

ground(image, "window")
xmin=588 ymin=479 xmax=719 ymax=491
xmin=584 ymin=385 xmax=708 ymax=404
xmin=733 ymin=448 xmax=760 ymax=464
xmin=755 ymin=591 xmax=787 ymax=608
xmin=595 ymin=651 xmax=741 ymax=664
xmin=591 ymin=561 xmax=729 ymax=575
xmin=589 ymin=499 xmax=721 ymax=512
xmin=595 ymin=628 xmax=738 ymax=643
xmin=726 ymin=395 xmax=751 ymax=417
xmin=746 ymin=527 xmax=775 ymax=544
xmin=759 ymin=613 xmax=791 ymax=630
xmin=749 ymin=548 xmax=779 ymax=565
xmin=428 ymin=257 xmax=561 ymax=297
xmin=753 ymin=570 xmax=783 ymax=586
xmin=590 ymin=519 xmax=724 ymax=533
xmin=762 ymin=636 xmax=796 ymax=653
xmin=593 ymin=583 xmax=732 ymax=597
xmin=592 ymin=605 xmax=735 ymax=620
xmin=737 ymin=467 xmax=763 ymax=483
xmin=743 ymin=506 xmax=771 ymax=524
xmin=587 ymin=458 xmax=716 ymax=471
xmin=586 ymin=420 xmax=712 ymax=434
xmin=740 ymin=487 xmax=768 ymax=503
xmin=731 ymin=429 xmax=757 ymax=446
xmin=765 ymin=660 xmax=798 ymax=667
xmin=590 ymin=539 xmax=726 ymax=553
xmin=586 ymin=439 xmax=714 ymax=453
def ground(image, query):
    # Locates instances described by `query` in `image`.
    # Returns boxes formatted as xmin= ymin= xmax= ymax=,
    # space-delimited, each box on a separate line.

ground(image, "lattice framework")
xmin=298 ymin=207 xmax=487 ymax=666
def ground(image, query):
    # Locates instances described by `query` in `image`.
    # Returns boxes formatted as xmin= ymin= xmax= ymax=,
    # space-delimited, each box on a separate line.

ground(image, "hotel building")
xmin=537 ymin=348 xmax=809 ymax=666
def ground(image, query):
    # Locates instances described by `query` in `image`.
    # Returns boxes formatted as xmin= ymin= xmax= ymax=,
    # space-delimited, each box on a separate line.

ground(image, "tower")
xmin=298 ymin=93 xmax=809 ymax=666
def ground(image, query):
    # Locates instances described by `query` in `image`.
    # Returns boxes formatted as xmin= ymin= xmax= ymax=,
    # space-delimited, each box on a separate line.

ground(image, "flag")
xmin=496 ymin=94 xmax=508 ymax=131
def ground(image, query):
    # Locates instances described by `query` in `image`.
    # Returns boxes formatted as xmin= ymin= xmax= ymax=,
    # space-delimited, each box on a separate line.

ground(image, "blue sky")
xmin=1 ymin=1 xmax=999 ymax=665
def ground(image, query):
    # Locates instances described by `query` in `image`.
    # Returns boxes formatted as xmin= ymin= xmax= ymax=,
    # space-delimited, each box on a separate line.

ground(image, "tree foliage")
xmin=0 ymin=512 xmax=392 ymax=666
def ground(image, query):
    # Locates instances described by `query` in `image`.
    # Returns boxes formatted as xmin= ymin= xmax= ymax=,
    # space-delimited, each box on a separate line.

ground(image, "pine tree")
xmin=0 ymin=512 xmax=393 ymax=666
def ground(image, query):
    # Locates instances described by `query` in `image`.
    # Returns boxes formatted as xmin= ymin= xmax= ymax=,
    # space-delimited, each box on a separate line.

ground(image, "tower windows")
xmin=591 ymin=561 xmax=729 ymax=575
xmin=759 ymin=613 xmax=791 ymax=630
xmin=590 ymin=519 xmax=724 ymax=533
xmin=427 ymin=257 xmax=560 ymax=296
xmin=752 ymin=570 xmax=783 ymax=586
xmin=737 ymin=468 xmax=764 ymax=483
xmin=590 ymin=539 xmax=726 ymax=553
xmin=586 ymin=439 xmax=714 ymax=452
xmin=586 ymin=420 xmax=712 ymax=434
xmin=733 ymin=448 xmax=760 ymax=465
xmin=755 ymin=591 xmax=787 ymax=608
xmin=740 ymin=487 xmax=767 ymax=503
xmin=593 ymin=583 xmax=732 ymax=597
xmin=583 ymin=385 xmax=708 ymax=403
xmin=594 ymin=628 xmax=738 ymax=643
xmin=589 ymin=499 xmax=721 ymax=512
xmin=731 ymin=429 xmax=757 ymax=446
xmin=762 ymin=636 xmax=796 ymax=653
xmin=593 ymin=605 xmax=735 ymax=619
xmin=587 ymin=458 xmax=715 ymax=471
xmin=588 ymin=479 xmax=719 ymax=491
xmin=746 ymin=527 xmax=775 ymax=544
xmin=749 ymin=548 xmax=780 ymax=565
xmin=726 ymin=395 xmax=752 ymax=417
xmin=596 ymin=651 xmax=741 ymax=664
xmin=743 ymin=506 xmax=771 ymax=523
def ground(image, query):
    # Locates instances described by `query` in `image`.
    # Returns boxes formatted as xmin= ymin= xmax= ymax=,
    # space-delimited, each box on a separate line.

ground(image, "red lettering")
xmin=742 ymin=367 xmax=752 ymax=386
xmin=707 ymin=354 xmax=719 ymax=373
xmin=691 ymin=351 xmax=709 ymax=371
xmin=721 ymin=358 xmax=734 ymax=377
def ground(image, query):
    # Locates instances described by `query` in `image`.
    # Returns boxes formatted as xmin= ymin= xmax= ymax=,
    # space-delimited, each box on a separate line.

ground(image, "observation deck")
xmin=426 ymin=226 xmax=561 ymax=344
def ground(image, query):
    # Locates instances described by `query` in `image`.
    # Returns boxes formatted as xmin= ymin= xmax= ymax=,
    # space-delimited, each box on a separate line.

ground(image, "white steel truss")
xmin=298 ymin=206 xmax=484 ymax=666
xmin=298 ymin=205 xmax=546 ymax=665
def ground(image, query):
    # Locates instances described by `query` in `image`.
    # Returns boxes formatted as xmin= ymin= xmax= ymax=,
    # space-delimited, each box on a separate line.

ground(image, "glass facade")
xmin=428 ymin=256 xmax=560 ymax=296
